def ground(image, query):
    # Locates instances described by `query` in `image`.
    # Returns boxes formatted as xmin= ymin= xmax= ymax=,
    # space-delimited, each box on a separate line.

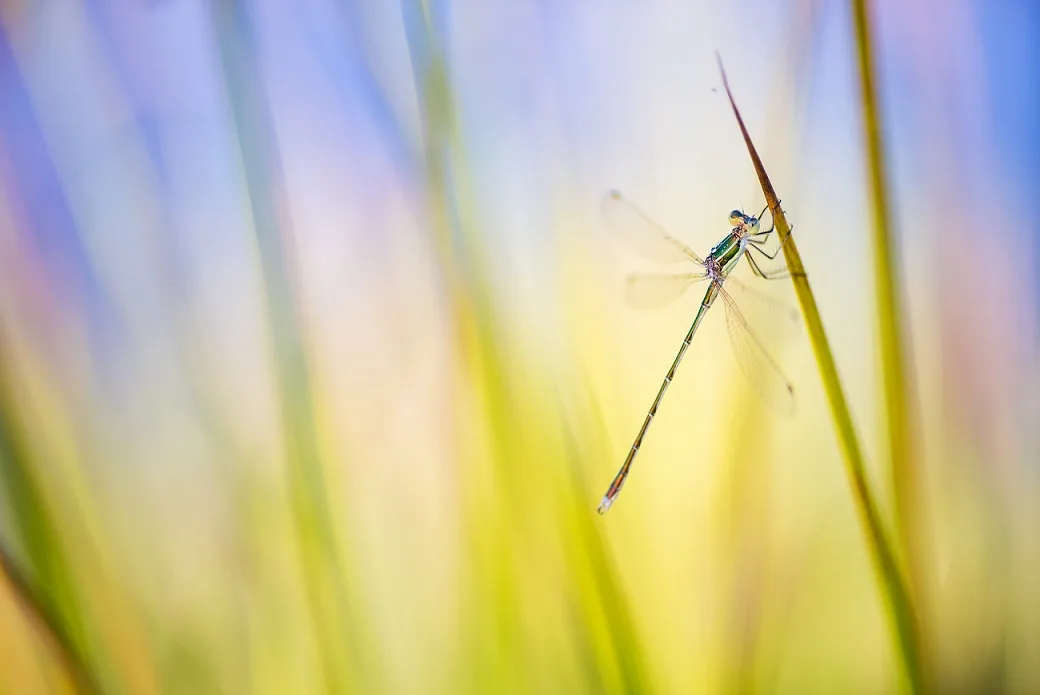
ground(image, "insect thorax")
xmin=710 ymin=232 xmax=743 ymax=274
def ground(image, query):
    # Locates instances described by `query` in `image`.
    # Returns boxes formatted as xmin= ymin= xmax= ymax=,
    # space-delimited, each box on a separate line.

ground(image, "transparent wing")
xmin=624 ymin=272 xmax=709 ymax=309
xmin=724 ymin=275 xmax=800 ymax=340
xmin=602 ymin=190 xmax=704 ymax=265
xmin=718 ymin=283 xmax=796 ymax=416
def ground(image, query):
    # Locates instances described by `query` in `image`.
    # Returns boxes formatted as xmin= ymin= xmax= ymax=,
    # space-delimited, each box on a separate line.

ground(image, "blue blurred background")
xmin=1 ymin=1 xmax=1037 ymax=693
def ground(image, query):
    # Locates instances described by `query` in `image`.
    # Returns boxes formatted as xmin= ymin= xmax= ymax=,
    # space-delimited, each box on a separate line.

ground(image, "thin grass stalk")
xmin=211 ymin=4 xmax=363 ymax=691
xmin=850 ymin=0 xmax=929 ymax=636
xmin=0 ymin=337 xmax=106 ymax=693
xmin=401 ymin=6 xmax=654 ymax=690
xmin=716 ymin=56 xmax=923 ymax=693
xmin=0 ymin=541 xmax=101 ymax=695
xmin=400 ymin=5 xmax=519 ymax=691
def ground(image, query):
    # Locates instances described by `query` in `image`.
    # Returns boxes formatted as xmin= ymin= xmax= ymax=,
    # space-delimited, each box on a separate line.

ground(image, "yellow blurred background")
xmin=0 ymin=1 xmax=1037 ymax=693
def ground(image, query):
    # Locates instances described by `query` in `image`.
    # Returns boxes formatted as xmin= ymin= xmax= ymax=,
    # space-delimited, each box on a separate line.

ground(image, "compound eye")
xmin=728 ymin=210 xmax=743 ymax=225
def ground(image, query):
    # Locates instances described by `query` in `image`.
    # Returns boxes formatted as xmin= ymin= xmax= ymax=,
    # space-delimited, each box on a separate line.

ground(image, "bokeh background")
xmin=1 ymin=1 xmax=1037 ymax=693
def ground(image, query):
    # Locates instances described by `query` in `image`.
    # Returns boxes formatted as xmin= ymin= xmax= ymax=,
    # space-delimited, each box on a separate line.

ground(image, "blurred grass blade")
xmin=0 ymin=541 xmax=100 ymax=695
xmin=716 ymin=54 xmax=924 ymax=693
xmin=0 ymin=340 xmax=103 ymax=694
xmin=850 ymin=0 xmax=929 ymax=622
xmin=402 ymin=4 xmax=655 ymax=690
xmin=212 ymin=3 xmax=364 ymax=692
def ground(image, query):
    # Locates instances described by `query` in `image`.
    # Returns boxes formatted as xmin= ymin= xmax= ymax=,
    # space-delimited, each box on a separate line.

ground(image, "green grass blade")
xmin=401 ymin=5 xmax=655 ymax=689
xmin=850 ymin=0 xmax=930 ymax=630
xmin=211 ymin=4 xmax=365 ymax=691
xmin=716 ymin=55 xmax=924 ymax=693
xmin=0 ymin=341 xmax=105 ymax=694
xmin=0 ymin=541 xmax=101 ymax=695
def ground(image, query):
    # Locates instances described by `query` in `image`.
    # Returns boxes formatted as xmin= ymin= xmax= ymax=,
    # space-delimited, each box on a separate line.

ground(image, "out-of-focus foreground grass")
xmin=1 ymin=2 xmax=1037 ymax=694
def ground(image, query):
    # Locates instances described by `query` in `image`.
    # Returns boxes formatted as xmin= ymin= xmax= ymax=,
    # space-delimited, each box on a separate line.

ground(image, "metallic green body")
xmin=711 ymin=232 xmax=745 ymax=276
xmin=597 ymin=231 xmax=743 ymax=513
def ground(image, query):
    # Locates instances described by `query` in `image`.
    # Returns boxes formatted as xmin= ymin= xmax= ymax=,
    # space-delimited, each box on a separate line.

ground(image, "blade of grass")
xmin=0 ymin=540 xmax=101 ymax=695
xmin=716 ymin=55 xmax=923 ymax=693
xmin=400 ymin=5 xmax=523 ymax=690
xmin=211 ymin=4 xmax=367 ymax=692
xmin=0 ymin=338 xmax=103 ymax=694
xmin=402 ymin=5 xmax=655 ymax=690
xmin=850 ymin=0 xmax=929 ymax=626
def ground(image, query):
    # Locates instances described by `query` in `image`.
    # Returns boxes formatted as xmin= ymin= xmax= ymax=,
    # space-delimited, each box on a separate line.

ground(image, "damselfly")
xmin=597 ymin=190 xmax=795 ymax=514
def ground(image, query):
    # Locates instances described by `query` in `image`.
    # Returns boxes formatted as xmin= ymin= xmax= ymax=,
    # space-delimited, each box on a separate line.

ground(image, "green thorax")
xmin=710 ymin=232 xmax=744 ymax=274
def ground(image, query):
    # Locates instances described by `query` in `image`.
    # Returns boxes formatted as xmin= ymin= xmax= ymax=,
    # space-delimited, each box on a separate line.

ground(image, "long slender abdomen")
xmin=597 ymin=284 xmax=718 ymax=513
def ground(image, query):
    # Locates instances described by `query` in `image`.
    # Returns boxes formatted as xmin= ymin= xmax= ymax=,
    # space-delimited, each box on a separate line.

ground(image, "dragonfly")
xmin=597 ymin=190 xmax=796 ymax=514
